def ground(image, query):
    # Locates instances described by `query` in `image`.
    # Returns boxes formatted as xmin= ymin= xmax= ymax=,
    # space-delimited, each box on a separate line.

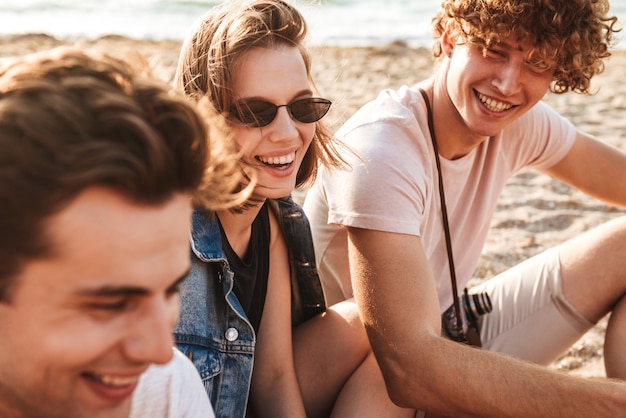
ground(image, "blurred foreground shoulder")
xmin=130 ymin=348 xmax=215 ymax=418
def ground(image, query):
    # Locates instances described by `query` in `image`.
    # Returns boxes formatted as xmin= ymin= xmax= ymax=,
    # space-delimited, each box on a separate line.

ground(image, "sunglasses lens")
xmin=232 ymin=100 xmax=277 ymax=127
xmin=290 ymin=98 xmax=332 ymax=123
xmin=231 ymin=98 xmax=331 ymax=127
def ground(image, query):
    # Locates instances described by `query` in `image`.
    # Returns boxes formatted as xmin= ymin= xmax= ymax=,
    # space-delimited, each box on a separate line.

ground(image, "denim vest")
xmin=174 ymin=195 xmax=326 ymax=418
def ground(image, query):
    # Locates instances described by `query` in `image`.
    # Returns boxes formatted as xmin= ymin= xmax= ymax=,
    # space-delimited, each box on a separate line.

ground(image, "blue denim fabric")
xmin=174 ymin=195 xmax=326 ymax=418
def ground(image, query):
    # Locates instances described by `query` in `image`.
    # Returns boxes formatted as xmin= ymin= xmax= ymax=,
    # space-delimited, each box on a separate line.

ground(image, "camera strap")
xmin=418 ymin=88 xmax=482 ymax=347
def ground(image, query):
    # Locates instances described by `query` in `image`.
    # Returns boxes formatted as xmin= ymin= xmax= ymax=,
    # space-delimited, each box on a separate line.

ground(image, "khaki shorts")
xmin=471 ymin=247 xmax=595 ymax=365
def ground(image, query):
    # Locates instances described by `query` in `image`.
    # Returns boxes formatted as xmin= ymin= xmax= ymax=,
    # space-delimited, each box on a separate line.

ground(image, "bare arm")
xmin=542 ymin=131 xmax=626 ymax=208
xmin=347 ymin=227 xmax=626 ymax=417
xmin=248 ymin=212 xmax=307 ymax=418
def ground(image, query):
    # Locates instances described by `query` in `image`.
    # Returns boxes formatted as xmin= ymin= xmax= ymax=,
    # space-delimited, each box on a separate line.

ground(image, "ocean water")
xmin=0 ymin=0 xmax=624 ymax=48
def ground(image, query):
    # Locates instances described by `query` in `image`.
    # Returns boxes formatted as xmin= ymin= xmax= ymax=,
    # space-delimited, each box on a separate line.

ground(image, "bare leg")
xmin=293 ymin=299 xmax=371 ymax=418
xmin=558 ymin=216 xmax=626 ymax=377
xmin=331 ymin=353 xmax=416 ymax=418
xmin=605 ymin=294 xmax=626 ymax=379
xmin=293 ymin=299 xmax=413 ymax=417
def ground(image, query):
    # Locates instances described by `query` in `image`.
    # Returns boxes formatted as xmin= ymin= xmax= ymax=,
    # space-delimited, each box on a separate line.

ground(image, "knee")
xmin=330 ymin=299 xmax=362 ymax=322
xmin=328 ymin=299 xmax=371 ymax=349
xmin=594 ymin=216 xmax=626 ymax=241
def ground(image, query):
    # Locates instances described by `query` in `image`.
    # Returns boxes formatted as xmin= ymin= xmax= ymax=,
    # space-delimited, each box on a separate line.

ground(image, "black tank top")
xmin=219 ymin=202 xmax=270 ymax=334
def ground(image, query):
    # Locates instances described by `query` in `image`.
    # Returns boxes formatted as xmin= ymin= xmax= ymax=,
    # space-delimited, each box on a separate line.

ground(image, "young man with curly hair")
xmin=304 ymin=0 xmax=626 ymax=415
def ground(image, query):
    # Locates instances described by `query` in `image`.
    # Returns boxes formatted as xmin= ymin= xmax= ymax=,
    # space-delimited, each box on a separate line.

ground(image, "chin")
xmin=258 ymin=185 xmax=295 ymax=200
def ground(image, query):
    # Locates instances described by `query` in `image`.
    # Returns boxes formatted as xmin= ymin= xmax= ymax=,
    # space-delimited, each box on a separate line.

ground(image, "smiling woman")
xmin=227 ymin=45 xmax=321 ymax=199
xmin=171 ymin=1 xmax=416 ymax=417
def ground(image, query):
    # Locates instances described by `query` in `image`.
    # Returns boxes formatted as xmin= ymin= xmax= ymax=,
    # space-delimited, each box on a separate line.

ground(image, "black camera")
xmin=442 ymin=289 xmax=492 ymax=344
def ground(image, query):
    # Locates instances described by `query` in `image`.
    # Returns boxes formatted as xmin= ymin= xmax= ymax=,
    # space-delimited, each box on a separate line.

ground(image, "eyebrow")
xmin=493 ymin=40 xmax=524 ymax=52
xmin=75 ymin=268 xmax=191 ymax=297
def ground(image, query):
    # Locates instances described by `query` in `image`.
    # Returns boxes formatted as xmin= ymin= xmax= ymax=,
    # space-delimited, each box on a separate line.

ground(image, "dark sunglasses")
xmin=230 ymin=97 xmax=331 ymax=127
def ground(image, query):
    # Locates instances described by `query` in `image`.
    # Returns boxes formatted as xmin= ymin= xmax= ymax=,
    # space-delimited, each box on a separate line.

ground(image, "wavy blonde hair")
xmin=432 ymin=0 xmax=621 ymax=94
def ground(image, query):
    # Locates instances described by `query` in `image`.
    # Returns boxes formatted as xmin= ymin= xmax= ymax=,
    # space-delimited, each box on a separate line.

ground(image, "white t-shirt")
xmin=130 ymin=348 xmax=214 ymax=418
xmin=304 ymin=84 xmax=576 ymax=310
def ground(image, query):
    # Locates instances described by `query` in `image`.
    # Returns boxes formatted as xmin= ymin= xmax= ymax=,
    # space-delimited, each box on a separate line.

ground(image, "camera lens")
xmin=464 ymin=292 xmax=492 ymax=321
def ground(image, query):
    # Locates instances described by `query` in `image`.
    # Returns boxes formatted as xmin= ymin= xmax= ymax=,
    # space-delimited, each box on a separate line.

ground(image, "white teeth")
xmin=477 ymin=93 xmax=513 ymax=112
xmin=96 ymin=374 xmax=138 ymax=387
xmin=258 ymin=152 xmax=295 ymax=166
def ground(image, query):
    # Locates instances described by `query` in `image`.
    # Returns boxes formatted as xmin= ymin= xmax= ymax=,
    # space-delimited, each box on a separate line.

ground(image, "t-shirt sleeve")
xmin=130 ymin=348 xmax=215 ymax=418
xmin=325 ymin=102 xmax=431 ymax=237
xmin=505 ymin=101 xmax=577 ymax=171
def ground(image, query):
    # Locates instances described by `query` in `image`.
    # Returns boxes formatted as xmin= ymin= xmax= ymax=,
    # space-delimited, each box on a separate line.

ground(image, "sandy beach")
xmin=3 ymin=33 xmax=625 ymax=378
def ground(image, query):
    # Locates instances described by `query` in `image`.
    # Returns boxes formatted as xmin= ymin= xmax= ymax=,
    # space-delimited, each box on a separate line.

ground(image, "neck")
xmin=430 ymin=71 xmax=489 ymax=160
xmin=216 ymin=198 xmax=265 ymax=258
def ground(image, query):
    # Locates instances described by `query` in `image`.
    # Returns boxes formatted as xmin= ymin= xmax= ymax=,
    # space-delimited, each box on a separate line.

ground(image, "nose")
xmin=267 ymin=106 xmax=299 ymax=142
xmin=492 ymin=61 xmax=522 ymax=96
xmin=123 ymin=296 xmax=178 ymax=365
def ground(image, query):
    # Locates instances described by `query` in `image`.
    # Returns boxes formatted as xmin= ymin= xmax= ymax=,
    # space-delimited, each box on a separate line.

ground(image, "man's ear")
xmin=441 ymin=20 xmax=457 ymax=58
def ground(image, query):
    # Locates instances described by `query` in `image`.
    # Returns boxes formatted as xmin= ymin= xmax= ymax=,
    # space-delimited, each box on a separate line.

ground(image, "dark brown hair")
xmin=0 ymin=47 xmax=243 ymax=299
